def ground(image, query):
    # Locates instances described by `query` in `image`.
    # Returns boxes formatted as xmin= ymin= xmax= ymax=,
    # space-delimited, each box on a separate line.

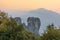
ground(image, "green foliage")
xmin=40 ymin=24 xmax=60 ymax=40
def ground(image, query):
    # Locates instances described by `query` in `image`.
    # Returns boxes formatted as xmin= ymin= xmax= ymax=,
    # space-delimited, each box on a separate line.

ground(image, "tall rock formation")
xmin=14 ymin=17 xmax=22 ymax=24
xmin=14 ymin=17 xmax=41 ymax=35
xmin=27 ymin=17 xmax=41 ymax=34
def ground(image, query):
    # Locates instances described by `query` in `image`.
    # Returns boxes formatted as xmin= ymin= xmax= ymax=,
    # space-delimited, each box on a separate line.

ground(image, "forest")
xmin=0 ymin=11 xmax=60 ymax=40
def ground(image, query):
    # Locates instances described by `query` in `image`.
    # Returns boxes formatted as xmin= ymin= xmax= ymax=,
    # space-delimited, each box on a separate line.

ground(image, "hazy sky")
xmin=0 ymin=0 xmax=60 ymax=13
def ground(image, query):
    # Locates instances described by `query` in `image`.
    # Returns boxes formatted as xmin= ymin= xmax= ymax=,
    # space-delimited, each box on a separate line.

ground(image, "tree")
xmin=40 ymin=24 xmax=60 ymax=40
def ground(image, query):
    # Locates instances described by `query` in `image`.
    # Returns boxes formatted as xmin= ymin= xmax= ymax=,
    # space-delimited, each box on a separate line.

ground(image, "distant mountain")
xmin=4 ymin=8 xmax=60 ymax=34
xmin=23 ymin=8 xmax=60 ymax=33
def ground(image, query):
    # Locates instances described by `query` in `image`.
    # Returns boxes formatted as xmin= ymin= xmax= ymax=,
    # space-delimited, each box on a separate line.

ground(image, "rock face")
xmin=14 ymin=17 xmax=41 ymax=35
xmin=27 ymin=17 xmax=41 ymax=34
xmin=14 ymin=17 xmax=22 ymax=24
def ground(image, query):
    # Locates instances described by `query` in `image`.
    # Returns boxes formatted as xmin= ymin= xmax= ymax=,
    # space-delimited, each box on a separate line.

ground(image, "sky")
xmin=0 ymin=0 xmax=60 ymax=13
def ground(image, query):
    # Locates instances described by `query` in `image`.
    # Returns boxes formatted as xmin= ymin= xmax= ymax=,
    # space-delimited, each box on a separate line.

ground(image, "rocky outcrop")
xmin=27 ymin=17 xmax=41 ymax=34
xmin=14 ymin=17 xmax=41 ymax=35
xmin=14 ymin=17 xmax=22 ymax=24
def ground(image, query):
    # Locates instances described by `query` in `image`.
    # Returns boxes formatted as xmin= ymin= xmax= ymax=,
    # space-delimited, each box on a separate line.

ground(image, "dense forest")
xmin=0 ymin=11 xmax=60 ymax=40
